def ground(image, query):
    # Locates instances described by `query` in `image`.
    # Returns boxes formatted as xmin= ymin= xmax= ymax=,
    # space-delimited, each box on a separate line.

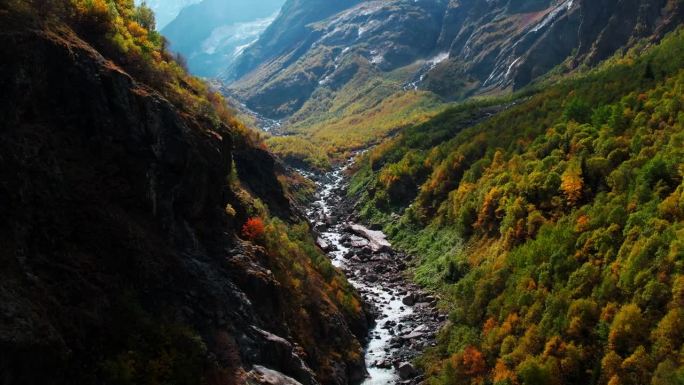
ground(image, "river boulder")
xmin=345 ymin=224 xmax=392 ymax=253
xmin=397 ymin=362 xmax=417 ymax=380
xmin=402 ymin=293 xmax=417 ymax=306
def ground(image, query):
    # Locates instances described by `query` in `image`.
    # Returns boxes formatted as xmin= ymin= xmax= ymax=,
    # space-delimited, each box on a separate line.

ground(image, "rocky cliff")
xmin=225 ymin=0 xmax=683 ymax=120
xmin=0 ymin=5 xmax=367 ymax=385
xmin=426 ymin=0 xmax=684 ymax=97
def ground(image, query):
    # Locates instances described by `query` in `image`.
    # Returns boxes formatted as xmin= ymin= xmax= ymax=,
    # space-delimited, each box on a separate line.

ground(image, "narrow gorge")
xmin=302 ymin=159 xmax=443 ymax=384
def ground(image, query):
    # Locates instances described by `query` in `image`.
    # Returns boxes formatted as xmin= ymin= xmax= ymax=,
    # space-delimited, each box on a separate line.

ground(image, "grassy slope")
xmin=266 ymin=59 xmax=447 ymax=170
xmin=350 ymin=29 xmax=684 ymax=385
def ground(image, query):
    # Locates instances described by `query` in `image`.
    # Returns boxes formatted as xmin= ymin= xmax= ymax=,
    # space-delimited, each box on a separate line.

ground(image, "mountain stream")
xmin=302 ymin=160 xmax=444 ymax=385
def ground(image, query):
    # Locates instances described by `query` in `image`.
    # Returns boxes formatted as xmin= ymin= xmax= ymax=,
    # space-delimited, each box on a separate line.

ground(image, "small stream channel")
xmin=301 ymin=159 xmax=444 ymax=385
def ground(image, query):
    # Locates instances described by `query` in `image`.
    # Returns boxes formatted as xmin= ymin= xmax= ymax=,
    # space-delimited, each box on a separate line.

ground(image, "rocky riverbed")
xmin=302 ymin=161 xmax=446 ymax=385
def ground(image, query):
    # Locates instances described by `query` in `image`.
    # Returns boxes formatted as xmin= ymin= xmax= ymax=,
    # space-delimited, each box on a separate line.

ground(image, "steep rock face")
xmin=224 ymin=0 xmax=683 ymax=120
xmin=234 ymin=146 xmax=295 ymax=220
xmin=0 ymin=22 xmax=366 ymax=385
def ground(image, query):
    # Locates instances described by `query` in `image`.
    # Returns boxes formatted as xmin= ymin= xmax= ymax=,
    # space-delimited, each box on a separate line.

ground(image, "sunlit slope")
xmin=350 ymin=28 xmax=684 ymax=385
xmin=265 ymin=66 xmax=447 ymax=169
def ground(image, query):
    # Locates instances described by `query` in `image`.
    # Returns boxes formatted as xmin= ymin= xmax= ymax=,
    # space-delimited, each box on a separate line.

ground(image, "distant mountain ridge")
xmin=161 ymin=0 xmax=284 ymax=76
xmin=225 ymin=0 xmax=365 ymax=82
xmin=223 ymin=0 xmax=683 ymax=120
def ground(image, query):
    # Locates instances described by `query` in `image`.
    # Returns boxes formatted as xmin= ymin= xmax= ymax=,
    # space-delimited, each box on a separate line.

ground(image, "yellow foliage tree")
xmin=476 ymin=187 xmax=502 ymax=233
xmin=608 ymin=304 xmax=647 ymax=354
xmin=561 ymin=163 xmax=584 ymax=206
xmin=602 ymin=350 xmax=623 ymax=381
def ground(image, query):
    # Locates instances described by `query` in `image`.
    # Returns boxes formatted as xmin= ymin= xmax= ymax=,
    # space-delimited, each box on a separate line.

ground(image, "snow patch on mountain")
xmin=201 ymin=14 xmax=278 ymax=57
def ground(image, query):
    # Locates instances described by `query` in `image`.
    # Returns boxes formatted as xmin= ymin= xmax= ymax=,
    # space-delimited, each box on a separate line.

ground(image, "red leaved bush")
xmin=242 ymin=217 xmax=265 ymax=240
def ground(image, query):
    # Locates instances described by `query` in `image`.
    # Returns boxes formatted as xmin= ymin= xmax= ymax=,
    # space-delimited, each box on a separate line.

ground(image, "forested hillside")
xmin=350 ymin=28 xmax=684 ymax=385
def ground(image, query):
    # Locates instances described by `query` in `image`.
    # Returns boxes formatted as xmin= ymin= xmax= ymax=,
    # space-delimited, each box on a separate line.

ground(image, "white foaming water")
xmin=358 ymin=285 xmax=414 ymax=385
xmin=404 ymin=51 xmax=450 ymax=90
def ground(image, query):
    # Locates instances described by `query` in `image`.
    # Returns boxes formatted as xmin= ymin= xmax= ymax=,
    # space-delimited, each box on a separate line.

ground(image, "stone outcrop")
xmin=345 ymin=224 xmax=392 ymax=253
xmin=245 ymin=365 xmax=306 ymax=385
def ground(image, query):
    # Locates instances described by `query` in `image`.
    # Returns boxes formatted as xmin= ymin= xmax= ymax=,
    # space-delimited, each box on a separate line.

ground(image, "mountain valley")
xmin=1 ymin=1 xmax=683 ymax=385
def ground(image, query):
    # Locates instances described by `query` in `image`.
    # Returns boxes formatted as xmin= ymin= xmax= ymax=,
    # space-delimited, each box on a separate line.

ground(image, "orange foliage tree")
xmin=476 ymin=187 xmax=502 ymax=233
xmin=461 ymin=346 xmax=486 ymax=376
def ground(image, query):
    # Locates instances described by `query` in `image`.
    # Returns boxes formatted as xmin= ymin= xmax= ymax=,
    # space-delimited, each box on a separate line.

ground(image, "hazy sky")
xmin=137 ymin=0 xmax=201 ymax=29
